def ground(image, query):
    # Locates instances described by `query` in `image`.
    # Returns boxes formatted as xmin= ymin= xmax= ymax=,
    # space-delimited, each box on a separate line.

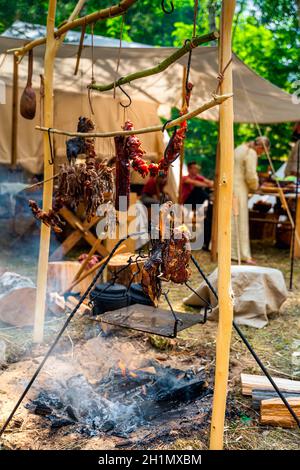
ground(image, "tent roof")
xmin=1 ymin=22 xmax=299 ymax=124
xmin=2 ymin=20 xmax=149 ymax=48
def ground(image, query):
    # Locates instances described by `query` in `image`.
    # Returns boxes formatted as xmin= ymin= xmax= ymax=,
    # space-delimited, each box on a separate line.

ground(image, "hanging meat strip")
xmin=29 ymin=117 xmax=114 ymax=232
xmin=114 ymin=135 xmax=131 ymax=211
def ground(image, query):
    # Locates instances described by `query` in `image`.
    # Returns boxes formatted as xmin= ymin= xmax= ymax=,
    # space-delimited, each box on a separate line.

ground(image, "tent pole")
xmin=11 ymin=53 xmax=18 ymax=168
xmin=178 ymin=66 xmax=187 ymax=203
xmin=209 ymin=0 xmax=235 ymax=451
xmin=33 ymin=0 xmax=57 ymax=343
xmin=210 ymin=122 xmax=220 ymax=261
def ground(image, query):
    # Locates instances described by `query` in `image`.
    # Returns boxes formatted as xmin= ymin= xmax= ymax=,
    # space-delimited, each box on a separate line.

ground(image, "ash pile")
xmin=26 ymin=361 xmax=211 ymax=438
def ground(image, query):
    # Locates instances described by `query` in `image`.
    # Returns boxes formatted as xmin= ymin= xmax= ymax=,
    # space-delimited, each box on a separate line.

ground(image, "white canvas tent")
xmin=0 ymin=22 xmax=299 ymax=180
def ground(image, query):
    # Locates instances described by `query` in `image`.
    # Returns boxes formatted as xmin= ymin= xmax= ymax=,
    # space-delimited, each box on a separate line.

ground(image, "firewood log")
xmin=241 ymin=373 xmax=300 ymax=396
xmin=260 ymin=398 xmax=300 ymax=428
xmin=252 ymin=388 xmax=300 ymax=410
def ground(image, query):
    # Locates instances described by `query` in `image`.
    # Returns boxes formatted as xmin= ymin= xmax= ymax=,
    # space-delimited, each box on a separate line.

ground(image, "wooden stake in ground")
xmin=178 ymin=66 xmax=187 ymax=203
xmin=210 ymin=132 xmax=220 ymax=261
xmin=209 ymin=0 xmax=236 ymax=450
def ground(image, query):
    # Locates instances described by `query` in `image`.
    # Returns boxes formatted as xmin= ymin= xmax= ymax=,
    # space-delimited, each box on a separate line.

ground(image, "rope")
xmin=214 ymin=57 xmax=233 ymax=95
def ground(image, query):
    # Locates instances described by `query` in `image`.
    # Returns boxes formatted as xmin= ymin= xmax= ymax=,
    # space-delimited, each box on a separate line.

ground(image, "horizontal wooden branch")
xmin=7 ymin=0 xmax=138 ymax=56
xmin=90 ymin=31 xmax=220 ymax=92
xmin=35 ymin=93 xmax=232 ymax=138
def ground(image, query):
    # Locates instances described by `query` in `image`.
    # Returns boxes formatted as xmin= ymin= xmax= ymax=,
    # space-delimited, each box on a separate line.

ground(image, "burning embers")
xmin=26 ymin=361 xmax=209 ymax=437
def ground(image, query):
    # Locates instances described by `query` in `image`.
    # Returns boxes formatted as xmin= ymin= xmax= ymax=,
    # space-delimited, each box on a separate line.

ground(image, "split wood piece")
xmin=63 ymin=244 xmax=127 ymax=294
xmin=252 ymin=389 xmax=300 ymax=411
xmin=107 ymin=252 xmax=147 ymax=287
xmin=65 ymin=295 xmax=91 ymax=316
xmin=7 ymin=0 xmax=138 ymax=57
xmin=35 ymin=93 xmax=233 ymax=139
xmin=49 ymin=207 xmax=107 ymax=261
xmin=48 ymin=292 xmax=91 ymax=316
xmin=260 ymin=397 xmax=300 ymax=428
xmin=90 ymin=31 xmax=219 ymax=93
xmin=241 ymin=373 xmax=300 ymax=396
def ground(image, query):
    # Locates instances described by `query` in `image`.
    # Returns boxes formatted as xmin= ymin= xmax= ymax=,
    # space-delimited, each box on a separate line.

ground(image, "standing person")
xmin=232 ymin=136 xmax=270 ymax=264
xmin=285 ymin=122 xmax=300 ymax=177
xmin=181 ymin=161 xmax=214 ymax=250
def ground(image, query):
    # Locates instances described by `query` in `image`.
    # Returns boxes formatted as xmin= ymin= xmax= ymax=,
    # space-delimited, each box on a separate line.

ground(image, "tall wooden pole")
xmin=209 ymin=0 xmax=236 ymax=450
xmin=11 ymin=53 xmax=19 ymax=168
xmin=33 ymin=0 xmax=57 ymax=343
xmin=178 ymin=66 xmax=187 ymax=203
xmin=210 ymin=126 xmax=220 ymax=261
xmin=33 ymin=0 xmax=87 ymax=342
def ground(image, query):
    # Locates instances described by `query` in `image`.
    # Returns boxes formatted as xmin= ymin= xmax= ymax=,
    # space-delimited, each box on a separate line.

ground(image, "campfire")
xmin=25 ymin=357 xmax=210 ymax=439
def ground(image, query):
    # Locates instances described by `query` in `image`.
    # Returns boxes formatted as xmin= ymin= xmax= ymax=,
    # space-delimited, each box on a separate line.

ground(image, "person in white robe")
xmin=232 ymin=136 xmax=270 ymax=264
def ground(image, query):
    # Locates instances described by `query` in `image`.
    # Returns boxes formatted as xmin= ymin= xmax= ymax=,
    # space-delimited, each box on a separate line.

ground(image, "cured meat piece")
xmin=114 ymin=135 xmax=130 ymax=211
xmin=29 ymin=200 xmax=64 ymax=233
xmin=20 ymin=50 xmax=36 ymax=120
xmin=29 ymin=117 xmax=114 ymax=231
xmin=66 ymin=116 xmax=95 ymax=163
xmin=161 ymin=225 xmax=191 ymax=284
xmin=141 ymin=242 xmax=163 ymax=306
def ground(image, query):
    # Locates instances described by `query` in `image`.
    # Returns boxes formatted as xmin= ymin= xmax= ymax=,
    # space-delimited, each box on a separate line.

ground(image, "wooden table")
xmin=253 ymin=189 xmax=300 ymax=258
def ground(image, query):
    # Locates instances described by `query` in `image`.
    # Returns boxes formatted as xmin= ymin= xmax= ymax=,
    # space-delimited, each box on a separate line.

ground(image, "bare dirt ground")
xmin=0 ymin=239 xmax=299 ymax=450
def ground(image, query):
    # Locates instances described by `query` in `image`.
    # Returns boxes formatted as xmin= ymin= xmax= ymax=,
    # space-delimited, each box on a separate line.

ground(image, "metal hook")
xmin=161 ymin=0 xmax=174 ymax=14
xmin=118 ymin=82 xmax=132 ymax=108
xmin=161 ymin=119 xmax=173 ymax=133
xmin=48 ymin=128 xmax=54 ymax=165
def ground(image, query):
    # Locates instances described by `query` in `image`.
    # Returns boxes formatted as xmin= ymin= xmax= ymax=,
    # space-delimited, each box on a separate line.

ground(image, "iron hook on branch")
xmin=161 ymin=0 xmax=174 ymax=14
xmin=118 ymin=82 xmax=132 ymax=108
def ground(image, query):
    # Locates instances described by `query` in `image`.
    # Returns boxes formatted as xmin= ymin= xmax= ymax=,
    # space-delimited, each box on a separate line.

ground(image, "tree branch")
xmin=7 ymin=0 xmax=138 ymax=56
xmin=90 ymin=31 xmax=220 ymax=93
xmin=35 ymin=93 xmax=232 ymax=138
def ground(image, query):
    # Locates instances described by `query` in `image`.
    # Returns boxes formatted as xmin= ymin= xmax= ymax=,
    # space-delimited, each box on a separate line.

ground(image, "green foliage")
xmin=0 ymin=0 xmax=298 ymax=176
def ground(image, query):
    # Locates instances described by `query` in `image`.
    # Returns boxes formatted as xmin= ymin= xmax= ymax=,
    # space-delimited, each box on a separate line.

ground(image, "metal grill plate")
xmin=98 ymin=304 xmax=205 ymax=338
